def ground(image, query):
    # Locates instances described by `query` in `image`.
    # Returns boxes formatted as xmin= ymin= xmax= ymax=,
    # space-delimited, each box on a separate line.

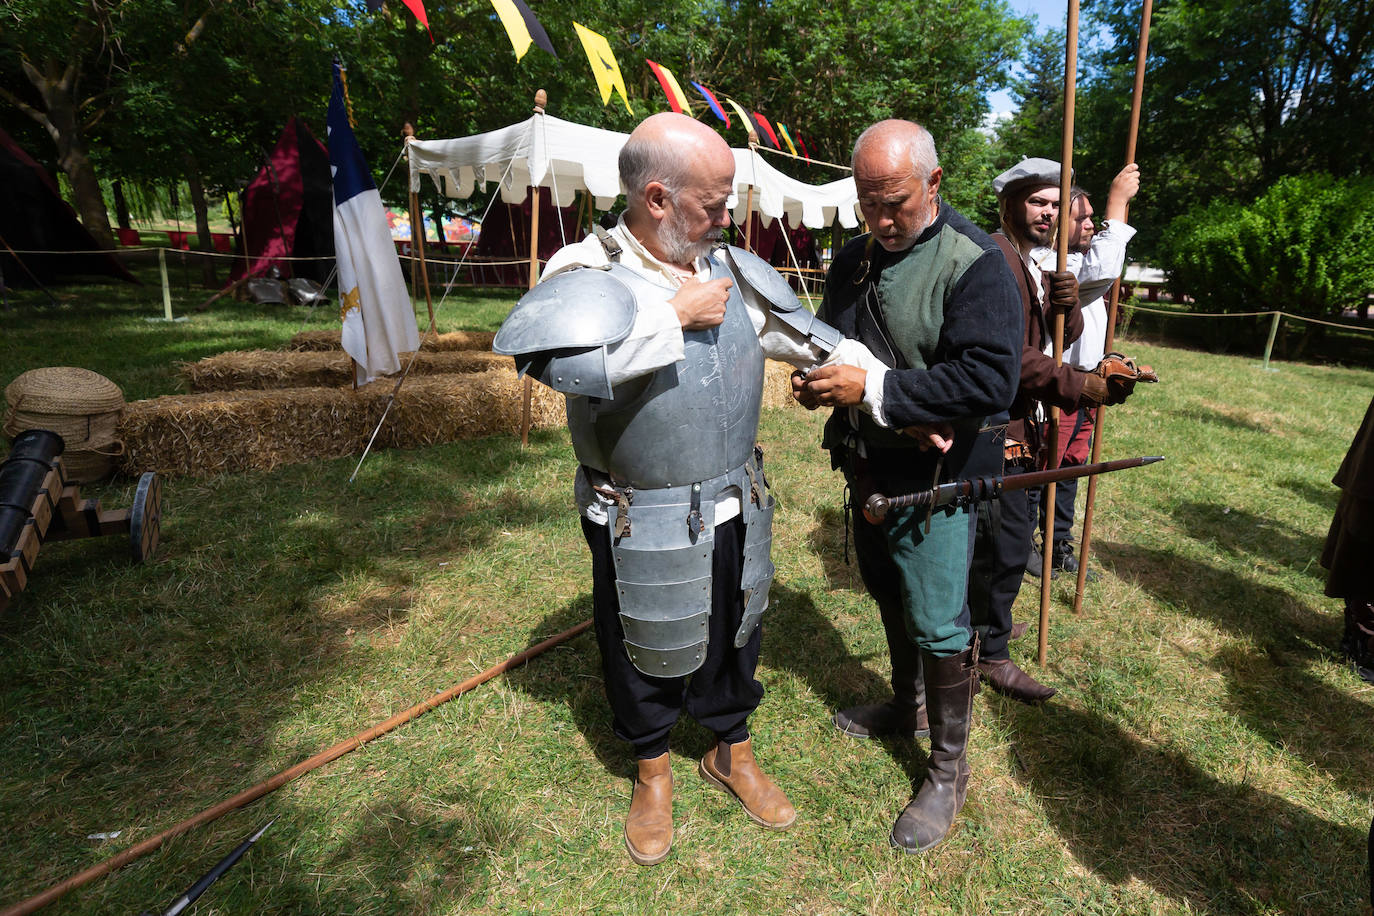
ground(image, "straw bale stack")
xmin=3 ymin=367 xmax=126 ymax=482
xmin=119 ymin=371 xmax=565 ymax=476
xmin=182 ymin=349 xmax=514 ymax=393
xmin=287 ymin=329 xmax=497 ymax=353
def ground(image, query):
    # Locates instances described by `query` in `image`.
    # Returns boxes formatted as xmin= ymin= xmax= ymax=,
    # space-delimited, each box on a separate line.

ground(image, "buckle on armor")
xmin=595 ymin=484 xmax=635 ymax=538
xmin=687 ymin=482 xmax=704 ymax=541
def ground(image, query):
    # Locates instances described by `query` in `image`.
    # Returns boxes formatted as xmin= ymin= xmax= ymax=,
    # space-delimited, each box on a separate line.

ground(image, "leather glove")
xmin=1047 ymin=270 xmax=1079 ymax=314
xmin=1090 ymin=351 xmax=1159 ymax=406
xmin=1079 ymin=372 xmax=1109 ymax=406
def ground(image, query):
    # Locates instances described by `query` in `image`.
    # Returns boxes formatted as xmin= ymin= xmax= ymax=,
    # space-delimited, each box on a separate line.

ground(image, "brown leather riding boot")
xmin=699 ymin=737 xmax=796 ymax=829
xmin=835 ymin=651 xmax=929 ymax=738
xmin=625 ymin=752 xmax=673 ymax=865
xmin=890 ymin=647 xmax=979 ymax=853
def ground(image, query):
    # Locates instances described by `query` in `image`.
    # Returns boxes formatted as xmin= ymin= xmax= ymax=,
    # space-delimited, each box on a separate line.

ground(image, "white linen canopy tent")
xmin=403 ymin=102 xmax=859 ymax=445
xmin=405 ymin=110 xmax=862 ymax=233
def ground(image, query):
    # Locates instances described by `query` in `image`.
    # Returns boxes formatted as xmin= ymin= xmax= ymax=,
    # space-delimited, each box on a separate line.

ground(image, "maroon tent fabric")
xmin=0 ymin=128 xmax=135 ymax=285
xmin=230 ymin=118 xmax=334 ymax=283
xmin=739 ymin=213 xmax=820 ymax=272
xmin=471 ymin=191 xmax=582 ymax=286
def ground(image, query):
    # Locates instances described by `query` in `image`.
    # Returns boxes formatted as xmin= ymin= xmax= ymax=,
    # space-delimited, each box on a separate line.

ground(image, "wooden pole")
xmin=1072 ymin=0 xmax=1154 ymax=615
xmin=520 ymin=89 xmax=548 ymax=448
xmin=1039 ymin=0 xmax=1079 ymax=668
xmin=742 ymin=134 xmax=759 ymax=252
xmin=0 ymin=619 xmax=593 ymax=916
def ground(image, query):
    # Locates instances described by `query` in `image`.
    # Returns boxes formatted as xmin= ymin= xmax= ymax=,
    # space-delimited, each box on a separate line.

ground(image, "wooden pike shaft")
xmin=1074 ymin=0 xmax=1154 ymax=615
xmin=520 ymin=90 xmax=548 ymax=449
xmin=1040 ymin=0 xmax=1080 ymax=668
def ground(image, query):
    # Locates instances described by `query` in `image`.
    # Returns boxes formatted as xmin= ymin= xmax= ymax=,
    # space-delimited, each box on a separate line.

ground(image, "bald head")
xmin=620 ymin=113 xmax=733 ymax=203
xmin=851 ymin=119 xmax=943 ymax=252
xmin=852 ymin=119 xmax=939 ymax=182
xmin=619 ymin=113 xmax=736 ymax=268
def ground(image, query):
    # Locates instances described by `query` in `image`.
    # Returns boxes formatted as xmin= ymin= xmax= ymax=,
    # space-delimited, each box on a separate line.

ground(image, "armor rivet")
xmin=574 ymin=378 xmax=581 ymax=385
xmin=555 ymin=376 xmax=563 ymax=383
xmin=662 ymin=661 xmax=668 ymax=667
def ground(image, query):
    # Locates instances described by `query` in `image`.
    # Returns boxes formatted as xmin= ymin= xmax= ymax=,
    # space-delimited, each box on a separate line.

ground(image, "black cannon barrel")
xmin=0 ymin=429 xmax=65 ymax=556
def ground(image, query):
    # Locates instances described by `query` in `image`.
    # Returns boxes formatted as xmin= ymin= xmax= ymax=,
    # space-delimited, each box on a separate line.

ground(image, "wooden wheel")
xmin=129 ymin=472 xmax=162 ymax=564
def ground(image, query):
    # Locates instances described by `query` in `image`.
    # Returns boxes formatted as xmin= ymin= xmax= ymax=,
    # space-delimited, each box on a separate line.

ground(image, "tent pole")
xmin=743 ymin=134 xmax=760 ymax=253
xmin=521 ymin=90 xmax=548 ymax=448
xmin=403 ymin=123 xmax=436 ymax=332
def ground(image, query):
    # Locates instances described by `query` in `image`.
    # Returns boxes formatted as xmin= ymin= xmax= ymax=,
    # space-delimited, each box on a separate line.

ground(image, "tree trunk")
xmin=112 ymin=179 xmax=131 ymax=230
xmin=22 ymin=60 xmax=116 ymax=250
xmin=185 ymin=156 xmax=217 ymax=287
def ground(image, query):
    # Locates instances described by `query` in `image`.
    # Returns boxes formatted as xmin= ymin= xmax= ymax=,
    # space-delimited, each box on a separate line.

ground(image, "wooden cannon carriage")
xmin=0 ymin=429 xmax=161 ymax=613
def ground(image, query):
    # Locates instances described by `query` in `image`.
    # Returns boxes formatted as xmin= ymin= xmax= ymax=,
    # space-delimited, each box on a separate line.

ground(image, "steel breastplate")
xmin=565 ymin=254 xmax=765 ymax=489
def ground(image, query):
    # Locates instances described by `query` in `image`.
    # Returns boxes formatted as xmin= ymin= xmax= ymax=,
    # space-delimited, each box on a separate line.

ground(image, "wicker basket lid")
xmin=4 ymin=367 xmax=125 ymax=416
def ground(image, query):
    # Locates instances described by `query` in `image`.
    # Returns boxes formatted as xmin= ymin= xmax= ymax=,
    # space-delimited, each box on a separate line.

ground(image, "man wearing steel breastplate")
xmin=494 ymin=112 xmax=887 ymax=865
xmin=794 ymin=119 xmax=1022 ymax=853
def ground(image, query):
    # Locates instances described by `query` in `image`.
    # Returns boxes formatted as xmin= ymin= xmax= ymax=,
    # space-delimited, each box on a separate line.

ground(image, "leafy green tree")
xmin=1160 ymin=173 xmax=1374 ymax=327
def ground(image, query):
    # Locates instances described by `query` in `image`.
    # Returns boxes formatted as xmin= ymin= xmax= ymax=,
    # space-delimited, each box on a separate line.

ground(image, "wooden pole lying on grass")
xmin=0 ymin=618 xmax=593 ymax=916
xmin=1039 ymin=0 xmax=1080 ymax=668
xmin=520 ymin=89 xmax=548 ymax=448
xmin=1072 ymin=0 xmax=1154 ymax=615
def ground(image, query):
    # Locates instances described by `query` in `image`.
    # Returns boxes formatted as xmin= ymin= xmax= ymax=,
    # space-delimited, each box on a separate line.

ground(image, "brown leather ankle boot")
xmin=699 ymin=737 xmax=796 ymax=828
xmin=625 ymin=752 xmax=673 ymax=865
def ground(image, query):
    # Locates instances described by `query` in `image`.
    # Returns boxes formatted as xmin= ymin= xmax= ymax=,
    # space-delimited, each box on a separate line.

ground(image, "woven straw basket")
xmin=4 ymin=367 xmax=126 ymax=483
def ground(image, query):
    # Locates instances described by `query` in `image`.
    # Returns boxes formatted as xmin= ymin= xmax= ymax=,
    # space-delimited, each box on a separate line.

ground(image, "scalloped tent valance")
xmin=406 ymin=113 xmax=860 ymax=230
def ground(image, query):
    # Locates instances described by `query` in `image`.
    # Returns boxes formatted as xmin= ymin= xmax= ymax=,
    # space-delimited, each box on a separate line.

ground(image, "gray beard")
xmin=659 ymin=211 xmax=723 ymax=265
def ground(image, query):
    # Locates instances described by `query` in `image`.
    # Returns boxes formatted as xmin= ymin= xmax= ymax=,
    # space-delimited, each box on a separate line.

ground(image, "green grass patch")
xmin=1 ymin=273 xmax=1371 ymax=914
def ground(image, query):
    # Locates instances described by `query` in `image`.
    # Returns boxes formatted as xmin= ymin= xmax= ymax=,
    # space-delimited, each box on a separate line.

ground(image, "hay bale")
xmin=762 ymin=359 xmax=800 ymax=410
xmin=183 ymin=349 xmax=514 ymax=393
xmin=119 ymin=369 xmax=566 ymax=477
xmin=3 ymin=367 xmax=126 ymax=482
xmin=287 ymin=329 xmax=497 ymax=353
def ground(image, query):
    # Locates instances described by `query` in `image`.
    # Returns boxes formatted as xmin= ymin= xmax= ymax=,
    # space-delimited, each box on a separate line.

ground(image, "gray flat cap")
xmin=993 ymin=157 xmax=1071 ymax=197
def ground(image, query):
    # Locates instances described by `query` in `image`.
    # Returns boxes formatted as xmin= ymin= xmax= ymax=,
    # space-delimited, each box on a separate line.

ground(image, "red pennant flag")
xmin=645 ymin=60 xmax=692 ymax=114
xmin=751 ymin=112 xmax=781 ymax=150
xmin=795 ymin=132 xmax=812 ymax=161
xmin=401 ymin=0 xmax=433 ymax=41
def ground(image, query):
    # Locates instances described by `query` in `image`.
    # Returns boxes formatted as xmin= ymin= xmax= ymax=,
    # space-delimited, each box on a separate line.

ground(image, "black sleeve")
xmin=879 ymin=248 xmax=1023 ymax=427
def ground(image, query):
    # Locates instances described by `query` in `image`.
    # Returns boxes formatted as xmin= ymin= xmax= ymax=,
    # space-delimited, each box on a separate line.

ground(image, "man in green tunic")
xmin=794 ymin=119 xmax=1023 ymax=852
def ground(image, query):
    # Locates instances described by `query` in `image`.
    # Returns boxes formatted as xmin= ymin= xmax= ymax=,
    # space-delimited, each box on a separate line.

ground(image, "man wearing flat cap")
xmin=966 ymin=158 xmax=1122 ymax=704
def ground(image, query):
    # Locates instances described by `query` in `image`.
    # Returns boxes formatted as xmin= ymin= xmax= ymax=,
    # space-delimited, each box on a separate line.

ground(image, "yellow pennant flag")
xmin=724 ymin=98 xmax=754 ymax=139
xmin=491 ymin=0 xmax=533 ymax=59
xmin=573 ymin=22 xmax=633 ymax=114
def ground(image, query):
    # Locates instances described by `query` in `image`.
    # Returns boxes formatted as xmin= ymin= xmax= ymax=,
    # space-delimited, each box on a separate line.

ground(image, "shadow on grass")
xmin=1168 ymin=500 xmax=1327 ymax=579
xmin=1003 ymin=701 xmax=1369 ymax=913
xmin=1094 ymin=539 xmax=1374 ymax=800
xmin=805 ymin=505 xmax=866 ymax=592
xmin=1096 ymin=541 xmax=1332 ymax=654
xmin=1175 ymin=403 xmax=1272 ymax=433
xmin=257 ymin=793 xmax=513 ymax=912
xmin=0 ymin=436 xmax=569 ymax=905
xmin=1276 ymin=476 xmax=1340 ymax=515
xmin=766 ymin=581 xmax=929 ymax=787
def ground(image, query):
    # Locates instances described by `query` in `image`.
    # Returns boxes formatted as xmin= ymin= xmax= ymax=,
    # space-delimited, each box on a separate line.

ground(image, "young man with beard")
xmin=496 ymin=112 xmax=885 ymax=865
xmin=964 ymin=159 xmax=1125 ymax=704
xmin=794 ymin=119 xmax=1022 ymax=852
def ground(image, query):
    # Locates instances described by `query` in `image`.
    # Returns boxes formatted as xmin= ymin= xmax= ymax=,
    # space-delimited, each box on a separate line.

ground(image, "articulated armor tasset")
xmin=495 ymin=245 xmax=838 ymax=677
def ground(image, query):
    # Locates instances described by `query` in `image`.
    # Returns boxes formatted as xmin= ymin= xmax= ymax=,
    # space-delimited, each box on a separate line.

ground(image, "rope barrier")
xmin=1127 ymin=302 xmax=1374 ymax=334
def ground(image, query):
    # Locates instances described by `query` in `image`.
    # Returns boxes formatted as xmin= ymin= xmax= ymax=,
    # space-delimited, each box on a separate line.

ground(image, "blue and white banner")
xmin=328 ymin=62 xmax=419 ymax=384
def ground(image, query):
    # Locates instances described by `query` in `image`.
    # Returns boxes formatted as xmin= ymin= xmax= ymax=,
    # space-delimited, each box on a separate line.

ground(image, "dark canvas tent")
xmin=0 ymin=128 xmax=135 ymax=286
xmin=471 ymin=193 xmax=581 ymax=286
xmin=230 ymin=117 xmax=334 ymax=283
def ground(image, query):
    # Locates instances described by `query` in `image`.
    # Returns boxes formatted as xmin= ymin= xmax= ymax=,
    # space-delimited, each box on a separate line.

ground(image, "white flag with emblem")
xmin=328 ymin=63 xmax=419 ymax=384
